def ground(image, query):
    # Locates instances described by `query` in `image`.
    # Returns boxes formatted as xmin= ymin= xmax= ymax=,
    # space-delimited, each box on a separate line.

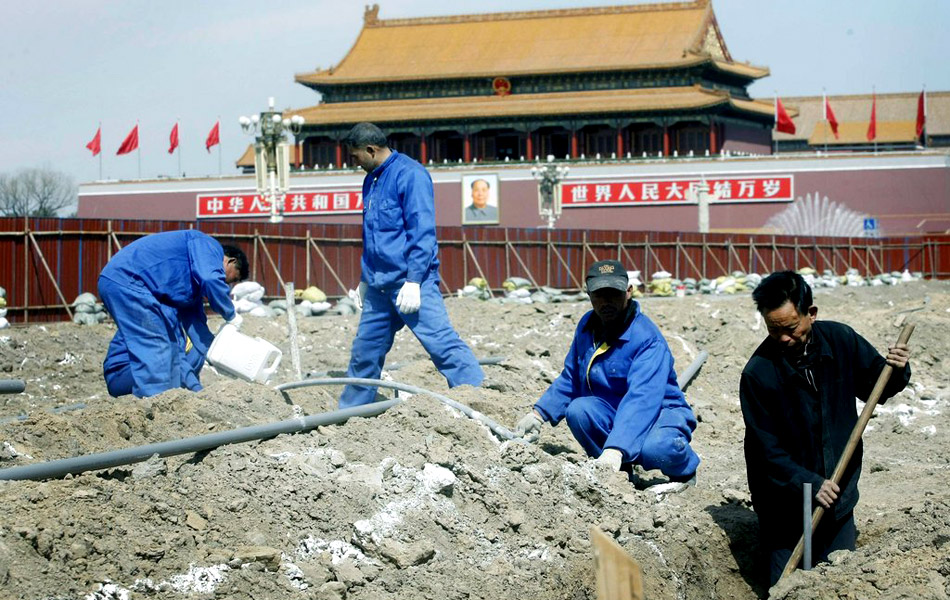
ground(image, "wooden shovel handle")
xmin=781 ymin=323 xmax=915 ymax=579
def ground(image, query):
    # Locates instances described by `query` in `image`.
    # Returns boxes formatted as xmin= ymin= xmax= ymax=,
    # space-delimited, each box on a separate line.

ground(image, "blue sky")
xmin=1 ymin=0 xmax=946 ymax=191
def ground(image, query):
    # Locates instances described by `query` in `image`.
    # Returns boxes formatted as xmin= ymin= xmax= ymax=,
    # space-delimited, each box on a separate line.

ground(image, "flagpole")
xmin=98 ymin=121 xmax=102 ymax=181
xmin=872 ymin=86 xmax=877 ymax=155
xmin=822 ymin=88 xmax=828 ymax=154
xmin=177 ymin=118 xmax=182 ymax=178
xmin=773 ymin=93 xmax=778 ymax=156
xmin=217 ymin=115 xmax=222 ymax=177
xmin=137 ymin=120 xmax=142 ymax=179
xmin=923 ymin=85 xmax=928 ymax=149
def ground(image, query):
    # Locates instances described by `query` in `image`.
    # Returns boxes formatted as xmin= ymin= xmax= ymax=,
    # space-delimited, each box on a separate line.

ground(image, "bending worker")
xmin=516 ymin=260 xmax=700 ymax=488
xmin=339 ymin=122 xmax=483 ymax=407
xmin=741 ymin=271 xmax=910 ymax=586
xmin=98 ymin=230 xmax=247 ymax=397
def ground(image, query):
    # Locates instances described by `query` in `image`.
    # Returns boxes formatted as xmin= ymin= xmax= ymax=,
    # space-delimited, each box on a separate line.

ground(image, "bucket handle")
xmin=256 ymin=346 xmax=283 ymax=383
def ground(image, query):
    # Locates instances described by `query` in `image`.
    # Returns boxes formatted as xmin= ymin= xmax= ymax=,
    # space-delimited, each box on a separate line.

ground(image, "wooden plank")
xmin=591 ymin=526 xmax=645 ymax=600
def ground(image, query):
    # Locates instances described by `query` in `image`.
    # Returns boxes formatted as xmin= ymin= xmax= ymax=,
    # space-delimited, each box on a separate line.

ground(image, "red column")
xmin=709 ymin=122 xmax=718 ymax=154
xmin=335 ymin=140 xmax=342 ymax=168
xmin=420 ymin=134 xmax=428 ymax=164
xmin=616 ymin=128 xmax=624 ymax=157
xmin=463 ymin=134 xmax=471 ymax=163
xmin=571 ymin=130 xmax=578 ymax=158
xmin=662 ymin=126 xmax=670 ymax=157
xmin=526 ymin=132 xmax=533 ymax=160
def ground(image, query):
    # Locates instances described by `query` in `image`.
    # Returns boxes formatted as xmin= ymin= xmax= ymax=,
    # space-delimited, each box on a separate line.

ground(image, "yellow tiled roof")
xmin=770 ymin=91 xmax=949 ymax=141
xmin=287 ymin=86 xmax=775 ymax=125
xmin=808 ymin=121 xmax=917 ymax=145
xmin=295 ymin=1 xmax=767 ymax=85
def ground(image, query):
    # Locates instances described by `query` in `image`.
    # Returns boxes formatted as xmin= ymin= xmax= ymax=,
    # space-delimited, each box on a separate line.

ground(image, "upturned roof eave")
xmin=294 ymin=57 xmax=765 ymax=88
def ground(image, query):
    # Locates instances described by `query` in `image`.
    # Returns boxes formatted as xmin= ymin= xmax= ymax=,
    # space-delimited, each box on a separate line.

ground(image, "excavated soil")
xmin=0 ymin=281 xmax=948 ymax=600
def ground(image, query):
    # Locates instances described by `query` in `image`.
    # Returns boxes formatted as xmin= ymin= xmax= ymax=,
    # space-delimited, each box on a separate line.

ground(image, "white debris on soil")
xmin=0 ymin=280 xmax=947 ymax=599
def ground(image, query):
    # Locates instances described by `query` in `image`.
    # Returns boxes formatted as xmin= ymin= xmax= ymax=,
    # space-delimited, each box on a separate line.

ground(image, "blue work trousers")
xmin=99 ymin=275 xmax=194 ymax=398
xmin=565 ymin=395 xmax=700 ymax=478
xmin=339 ymin=279 xmax=483 ymax=407
xmin=104 ymin=328 xmax=205 ymax=397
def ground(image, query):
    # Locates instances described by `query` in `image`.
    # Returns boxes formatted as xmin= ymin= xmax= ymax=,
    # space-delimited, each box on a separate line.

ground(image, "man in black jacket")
xmin=740 ymin=271 xmax=910 ymax=586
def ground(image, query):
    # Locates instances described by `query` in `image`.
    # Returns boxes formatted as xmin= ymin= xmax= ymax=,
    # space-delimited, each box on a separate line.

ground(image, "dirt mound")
xmin=0 ymin=281 xmax=948 ymax=599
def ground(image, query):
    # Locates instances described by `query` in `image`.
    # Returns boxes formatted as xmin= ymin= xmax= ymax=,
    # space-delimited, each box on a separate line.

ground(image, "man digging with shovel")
xmin=740 ymin=271 xmax=911 ymax=587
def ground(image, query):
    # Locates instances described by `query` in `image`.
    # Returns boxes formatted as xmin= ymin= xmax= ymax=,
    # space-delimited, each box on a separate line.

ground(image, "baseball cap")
xmin=586 ymin=260 xmax=629 ymax=293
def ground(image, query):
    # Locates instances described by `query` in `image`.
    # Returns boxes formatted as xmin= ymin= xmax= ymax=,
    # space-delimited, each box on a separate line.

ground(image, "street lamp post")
xmin=238 ymin=97 xmax=304 ymax=223
xmin=531 ymin=155 xmax=569 ymax=229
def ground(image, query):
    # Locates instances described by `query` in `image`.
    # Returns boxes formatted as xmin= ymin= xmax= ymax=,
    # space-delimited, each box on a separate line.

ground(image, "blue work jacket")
xmin=99 ymin=230 xmax=235 ymax=356
xmin=535 ymin=302 xmax=691 ymax=462
xmin=360 ymin=151 xmax=439 ymax=288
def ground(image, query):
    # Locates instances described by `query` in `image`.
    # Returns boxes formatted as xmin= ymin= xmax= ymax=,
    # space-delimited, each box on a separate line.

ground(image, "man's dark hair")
xmin=752 ymin=270 xmax=813 ymax=315
xmin=221 ymin=244 xmax=249 ymax=281
xmin=343 ymin=122 xmax=388 ymax=149
xmin=471 ymin=178 xmax=490 ymax=189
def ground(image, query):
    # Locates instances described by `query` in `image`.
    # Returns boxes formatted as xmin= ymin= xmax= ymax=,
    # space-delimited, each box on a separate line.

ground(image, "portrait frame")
xmin=461 ymin=173 xmax=501 ymax=225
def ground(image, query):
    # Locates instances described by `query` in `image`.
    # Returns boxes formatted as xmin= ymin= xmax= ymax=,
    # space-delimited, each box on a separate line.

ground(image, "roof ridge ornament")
xmin=364 ymin=3 xmax=380 ymax=26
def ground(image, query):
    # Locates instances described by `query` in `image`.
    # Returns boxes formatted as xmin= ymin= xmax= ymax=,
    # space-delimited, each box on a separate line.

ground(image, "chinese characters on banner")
xmin=196 ymin=190 xmax=363 ymax=219
xmin=561 ymin=175 xmax=793 ymax=207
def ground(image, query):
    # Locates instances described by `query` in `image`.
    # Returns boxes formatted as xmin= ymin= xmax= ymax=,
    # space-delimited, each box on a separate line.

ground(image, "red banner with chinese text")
xmin=561 ymin=175 xmax=793 ymax=207
xmin=196 ymin=189 xmax=363 ymax=219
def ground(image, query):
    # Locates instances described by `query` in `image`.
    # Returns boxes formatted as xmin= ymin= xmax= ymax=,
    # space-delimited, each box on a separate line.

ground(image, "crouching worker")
xmin=98 ymin=230 xmax=247 ymax=398
xmin=515 ymin=260 xmax=699 ymax=489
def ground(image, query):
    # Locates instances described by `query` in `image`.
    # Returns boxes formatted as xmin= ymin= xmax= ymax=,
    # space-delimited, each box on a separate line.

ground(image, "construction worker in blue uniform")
xmin=98 ymin=230 xmax=248 ymax=398
xmin=339 ymin=122 xmax=483 ymax=408
xmin=516 ymin=260 xmax=699 ymax=488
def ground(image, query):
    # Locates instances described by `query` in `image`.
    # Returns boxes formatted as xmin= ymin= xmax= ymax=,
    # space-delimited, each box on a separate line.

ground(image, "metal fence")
xmin=1 ymin=217 xmax=946 ymax=323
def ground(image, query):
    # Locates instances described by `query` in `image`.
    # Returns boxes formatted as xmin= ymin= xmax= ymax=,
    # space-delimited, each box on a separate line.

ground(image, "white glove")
xmin=515 ymin=411 xmax=543 ymax=441
xmin=348 ymin=282 xmax=367 ymax=311
xmin=395 ymin=281 xmax=421 ymax=314
xmin=594 ymin=448 xmax=624 ymax=471
xmin=227 ymin=313 xmax=243 ymax=330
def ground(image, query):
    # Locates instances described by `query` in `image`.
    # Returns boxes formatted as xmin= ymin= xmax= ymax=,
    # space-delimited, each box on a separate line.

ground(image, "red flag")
xmin=85 ymin=127 xmax=101 ymax=156
xmin=916 ymin=90 xmax=926 ymax=139
xmin=825 ymin=97 xmax=839 ymax=139
xmin=168 ymin=123 xmax=179 ymax=154
xmin=866 ymin=94 xmax=877 ymax=142
xmin=117 ymin=125 xmax=139 ymax=155
xmin=205 ymin=121 xmax=220 ymax=152
xmin=775 ymin=98 xmax=796 ymax=134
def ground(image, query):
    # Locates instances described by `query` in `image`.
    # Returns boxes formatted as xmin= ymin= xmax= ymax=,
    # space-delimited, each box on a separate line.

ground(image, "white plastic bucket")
xmin=207 ymin=324 xmax=282 ymax=383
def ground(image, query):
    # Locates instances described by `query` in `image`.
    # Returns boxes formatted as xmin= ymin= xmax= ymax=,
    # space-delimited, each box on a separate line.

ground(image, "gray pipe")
xmin=276 ymin=377 xmax=520 ymax=441
xmin=0 ymin=400 xmax=399 ymax=481
xmin=0 ymin=380 xmax=26 ymax=394
xmin=1 ymin=350 xmax=707 ymax=482
xmin=676 ymin=350 xmax=708 ymax=392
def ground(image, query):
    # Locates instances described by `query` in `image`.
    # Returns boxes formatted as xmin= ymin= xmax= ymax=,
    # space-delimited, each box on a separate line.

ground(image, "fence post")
xmin=546 ymin=230 xmax=552 ymax=287
xmin=305 ymin=230 xmax=311 ymax=288
xmin=22 ymin=218 xmax=29 ymax=324
xmin=644 ymin=235 xmax=650 ymax=279
xmin=582 ymin=230 xmax=588 ymax=281
xmin=504 ymin=228 xmax=511 ymax=283
xmin=462 ymin=229 xmax=469 ymax=285
xmin=674 ymin=238 xmax=680 ymax=280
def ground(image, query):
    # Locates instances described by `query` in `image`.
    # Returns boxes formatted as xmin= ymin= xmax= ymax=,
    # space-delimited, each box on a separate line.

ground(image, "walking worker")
xmin=99 ymin=230 xmax=247 ymax=398
xmin=740 ymin=271 xmax=911 ymax=586
xmin=515 ymin=259 xmax=700 ymax=488
xmin=339 ymin=122 xmax=483 ymax=407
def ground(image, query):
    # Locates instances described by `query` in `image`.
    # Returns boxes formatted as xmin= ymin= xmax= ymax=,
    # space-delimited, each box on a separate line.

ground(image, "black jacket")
xmin=740 ymin=321 xmax=910 ymax=541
